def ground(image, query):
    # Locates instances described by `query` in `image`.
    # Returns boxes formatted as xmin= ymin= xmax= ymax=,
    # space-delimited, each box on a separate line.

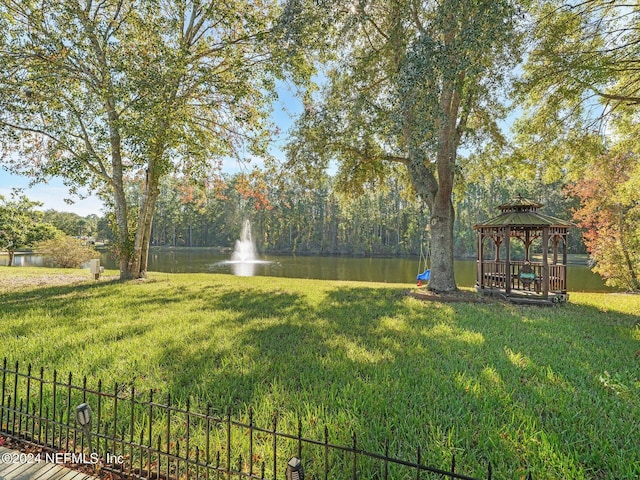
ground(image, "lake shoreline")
xmin=2 ymin=248 xmax=612 ymax=292
xmin=1 ymin=247 xmax=592 ymax=264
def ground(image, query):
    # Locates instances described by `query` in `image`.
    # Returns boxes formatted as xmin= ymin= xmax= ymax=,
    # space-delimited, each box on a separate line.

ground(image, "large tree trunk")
xmin=405 ymin=154 xmax=457 ymax=292
xmin=428 ymin=193 xmax=457 ymax=292
xmin=138 ymin=197 xmax=157 ymax=275
xmin=112 ymin=177 xmax=132 ymax=279
xmin=399 ymin=55 xmax=463 ymax=293
xmin=109 ymin=122 xmax=132 ymax=280
xmin=425 ymin=74 xmax=462 ymax=293
xmin=128 ymin=108 xmax=175 ymax=277
xmin=82 ymin=6 xmax=132 ymax=280
xmin=130 ymin=170 xmax=161 ymax=278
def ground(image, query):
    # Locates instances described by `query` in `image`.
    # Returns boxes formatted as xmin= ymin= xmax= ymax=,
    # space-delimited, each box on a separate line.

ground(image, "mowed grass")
xmin=1 ymin=267 xmax=639 ymax=479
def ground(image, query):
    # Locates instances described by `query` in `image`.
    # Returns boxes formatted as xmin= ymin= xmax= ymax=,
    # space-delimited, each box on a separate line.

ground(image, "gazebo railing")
xmin=478 ymin=261 xmax=566 ymax=294
xmin=548 ymin=264 xmax=566 ymax=292
xmin=479 ymin=260 xmax=509 ymax=290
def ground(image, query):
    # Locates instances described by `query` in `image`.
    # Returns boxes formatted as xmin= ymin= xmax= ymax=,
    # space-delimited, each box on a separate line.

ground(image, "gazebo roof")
xmin=473 ymin=195 xmax=572 ymax=229
xmin=497 ymin=195 xmax=542 ymax=211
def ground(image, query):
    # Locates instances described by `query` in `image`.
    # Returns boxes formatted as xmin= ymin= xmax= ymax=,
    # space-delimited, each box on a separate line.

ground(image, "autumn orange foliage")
xmin=566 ymin=153 xmax=640 ymax=291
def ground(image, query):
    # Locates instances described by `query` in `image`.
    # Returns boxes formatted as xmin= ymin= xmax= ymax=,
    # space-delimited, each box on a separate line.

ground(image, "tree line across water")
xmin=39 ymin=172 xmax=585 ymax=259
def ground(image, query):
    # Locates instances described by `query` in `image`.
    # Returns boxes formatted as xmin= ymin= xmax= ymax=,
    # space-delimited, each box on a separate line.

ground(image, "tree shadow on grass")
xmin=163 ymin=287 xmax=640 ymax=478
xmin=1 ymin=279 xmax=639 ymax=478
xmin=1 ymin=280 xmax=127 ymax=334
xmin=440 ymin=301 xmax=640 ymax=477
xmin=209 ymin=289 xmax=311 ymax=323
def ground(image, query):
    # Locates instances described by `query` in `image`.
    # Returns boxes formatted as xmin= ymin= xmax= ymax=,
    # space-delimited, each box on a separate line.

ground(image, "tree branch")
xmin=410 ymin=0 xmax=426 ymax=36
xmin=571 ymin=75 xmax=640 ymax=104
xmin=0 ymin=119 xmax=108 ymax=181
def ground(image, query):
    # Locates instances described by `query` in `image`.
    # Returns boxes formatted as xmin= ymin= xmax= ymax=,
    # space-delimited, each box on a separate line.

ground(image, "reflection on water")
xmin=231 ymin=261 xmax=255 ymax=277
xmin=218 ymin=259 xmax=272 ymax=277
xmin=110 ymin=249 xmax=618 ymax=291
xmin=1 ymin=248 xmax=616 ymax=292
xmin=0 ymin=254 xmax=45 ymax=267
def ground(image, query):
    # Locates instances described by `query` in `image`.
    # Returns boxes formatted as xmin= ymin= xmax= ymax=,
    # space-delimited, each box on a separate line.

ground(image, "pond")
xmin=1 ymin=247 xmax=614 ymax=292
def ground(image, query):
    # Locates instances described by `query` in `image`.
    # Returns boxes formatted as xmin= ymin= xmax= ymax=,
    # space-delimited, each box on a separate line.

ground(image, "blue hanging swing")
xmin=417 ymin=269 xmax=431 ymax=282
xmin=416 ymin=233 xmax=431 ymax=286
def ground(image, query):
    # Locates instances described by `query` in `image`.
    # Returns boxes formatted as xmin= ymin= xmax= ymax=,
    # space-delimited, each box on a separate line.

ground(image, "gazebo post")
xmin=477 ymin=230 xmax=483 ymax=289
xmin=562 ymin=233 xmax=568 ymax=293
xmin=505 ymin=226 xmax=511 ymax=296
xmin=542 ymin=226 xmax=549 ymax=299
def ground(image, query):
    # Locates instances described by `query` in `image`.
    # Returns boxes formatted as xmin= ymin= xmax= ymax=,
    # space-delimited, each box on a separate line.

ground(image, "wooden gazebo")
xmin=473 ymin=195 xmax=572 ymax=304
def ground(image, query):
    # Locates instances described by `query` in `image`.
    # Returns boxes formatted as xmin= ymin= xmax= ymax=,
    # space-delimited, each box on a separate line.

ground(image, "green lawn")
xmin=1 ymin=267 xmax=639 ymax=479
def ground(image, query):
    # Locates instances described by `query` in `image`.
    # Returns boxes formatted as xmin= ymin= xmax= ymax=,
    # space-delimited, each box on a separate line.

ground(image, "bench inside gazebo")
xmin=473 ymin=195 xmax=572 ymax=305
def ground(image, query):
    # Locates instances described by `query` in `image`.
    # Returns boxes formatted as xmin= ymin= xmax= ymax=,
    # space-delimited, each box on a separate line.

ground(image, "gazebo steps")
xmin=475 ymin=286 xmax=569 ymax=305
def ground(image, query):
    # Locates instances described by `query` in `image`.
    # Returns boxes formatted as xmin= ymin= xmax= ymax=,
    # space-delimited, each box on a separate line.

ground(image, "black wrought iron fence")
xmin=0 ymin=359 xmax=530 ymax=480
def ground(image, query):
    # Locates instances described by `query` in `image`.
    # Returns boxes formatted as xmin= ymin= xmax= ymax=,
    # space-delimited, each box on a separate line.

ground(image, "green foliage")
xmin=285 ymin=0 xmax=523 ymax=196
xmin=514 ymin=0 xmax=640 ymax=180
xmin=43 ymin=210 xmax=98 ymax=238
xmin=513 ymin=0 xmax=640 ymax=290
xmin=144 ymin=171 xmax=425 ymax=255
xmin=0 ymin=189 xmax=60 ymax=264
xmin=35 ymin=235 xmax=100 ymax=268
xmin=1 ymin=268 xmax=639 ymax=478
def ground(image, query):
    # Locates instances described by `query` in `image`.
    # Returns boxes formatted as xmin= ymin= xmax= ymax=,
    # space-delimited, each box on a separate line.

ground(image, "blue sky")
xmin=0 ymin=172 xmax=105 ymax=216
xmin=0 ymin=82 xmax=303 ymax=217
